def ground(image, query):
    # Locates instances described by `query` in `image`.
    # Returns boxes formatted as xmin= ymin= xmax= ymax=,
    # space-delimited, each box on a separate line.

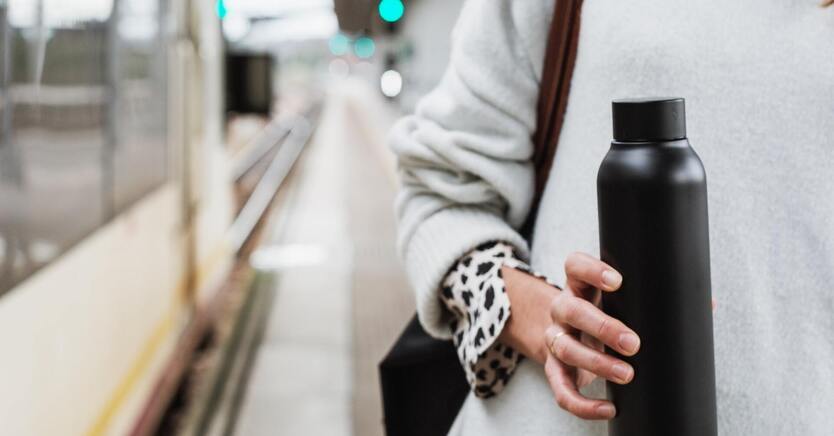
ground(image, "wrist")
xmin=499 ymin=265 xmax=559 ymax=365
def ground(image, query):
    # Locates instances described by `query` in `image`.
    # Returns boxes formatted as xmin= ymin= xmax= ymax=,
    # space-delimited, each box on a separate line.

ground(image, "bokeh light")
xmin=329 ymin=33 xmax=351 ymax=56
xmin=380 ymin=69 xmax=402 ymax=97
xmin=216 ymin=0 xmax=227 ymax=19
xmin=354 ymin=37 xmax=376 ymax=59
xmin=378 ymin=0 xmax=404 ymax=23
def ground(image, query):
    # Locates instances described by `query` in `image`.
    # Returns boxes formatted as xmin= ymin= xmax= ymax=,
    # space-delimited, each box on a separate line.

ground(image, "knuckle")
xmin=563 ymin=299 xmax=582 ymax=323
xmin=555 ymin=392 xmax=570 ymax=410
xmin=565 ymin=253 xmax=581 ymax=275
xmin=567 ymin=402 xmax=585 ymax=417
xmin=596 ymin=317 xmax=610 ymax=338
xmin=545 ymin=325 xmax=558 ymax=341
xmin=550 ymin=295 xmax=563 ymax=318
xmin=588 ymin=352 xmax=604 ymax=371
xmin=553 ymin=293 xmax=573 ymax=322
xmin=553 ymin=336 xmax=570 ymax=361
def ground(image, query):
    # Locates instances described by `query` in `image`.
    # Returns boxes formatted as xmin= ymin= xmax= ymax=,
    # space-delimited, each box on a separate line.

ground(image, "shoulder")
xmin=451 ymin=0 xmax=554 ymax=81
xmin=510 ymin=0 xmax=555 ymax=81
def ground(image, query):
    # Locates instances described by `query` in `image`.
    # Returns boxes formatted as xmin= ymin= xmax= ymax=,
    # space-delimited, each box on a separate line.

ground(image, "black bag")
xmin=379 ymin=315 xmax=470 ymax=436
xmin=379 ymin=1 xmax=585 ymax=435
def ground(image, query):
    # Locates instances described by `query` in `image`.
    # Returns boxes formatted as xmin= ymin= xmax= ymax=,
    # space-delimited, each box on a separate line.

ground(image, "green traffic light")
xmin=378 ymin=0 xmax=404 ymax=23
xmin=216 ymin=0 xmax=227 ymax=19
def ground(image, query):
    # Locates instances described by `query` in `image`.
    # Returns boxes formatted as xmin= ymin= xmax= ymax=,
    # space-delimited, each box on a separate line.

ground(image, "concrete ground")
xmin=233 ymin=81 xmax=415 ymax=436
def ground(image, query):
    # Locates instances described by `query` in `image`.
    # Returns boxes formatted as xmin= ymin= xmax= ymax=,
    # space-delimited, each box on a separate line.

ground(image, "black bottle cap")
xmin=612 ymin=97 xmax=686 ymax=142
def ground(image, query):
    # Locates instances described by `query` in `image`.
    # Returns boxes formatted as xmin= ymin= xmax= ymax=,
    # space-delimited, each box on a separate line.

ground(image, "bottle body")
xmin=597 ymin=138 xmax=717 ymax=436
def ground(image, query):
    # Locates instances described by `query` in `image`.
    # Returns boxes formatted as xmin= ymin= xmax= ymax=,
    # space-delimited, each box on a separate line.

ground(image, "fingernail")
xmin=612 ymin=363 xmax=633 ymax=383
xmin=597 ymin=403 xmax=616 ymax=418
xmin=601 ymin=270 xmax=622 ymax=289
xmin=618 ymin=333 xmax=640 ymax=354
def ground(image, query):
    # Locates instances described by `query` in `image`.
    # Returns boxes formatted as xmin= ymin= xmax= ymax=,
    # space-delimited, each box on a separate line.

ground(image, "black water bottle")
xmin=597 ymin=97 xmax=717 ymax=436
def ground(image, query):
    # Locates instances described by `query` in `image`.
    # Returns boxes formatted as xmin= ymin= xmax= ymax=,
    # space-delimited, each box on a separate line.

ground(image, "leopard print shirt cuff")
xmin=440 ymin=241 xmax=554 ymax=398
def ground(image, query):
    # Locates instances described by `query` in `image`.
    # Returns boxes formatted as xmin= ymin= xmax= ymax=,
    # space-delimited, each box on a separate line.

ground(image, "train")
xmin=0 ymin=1 xmax=312 ymax=434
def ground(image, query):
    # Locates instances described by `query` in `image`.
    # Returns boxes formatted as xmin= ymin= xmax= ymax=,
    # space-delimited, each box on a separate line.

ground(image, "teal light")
xmin=216 ymin=0 xmax=227 ymax=19
xmin=329 ymin=33 xmax=351 ymax=56
xmin=354 ymin=37 xmax=376 ymax=59
xmin=378 ymin=0 xmax=404 ymax=23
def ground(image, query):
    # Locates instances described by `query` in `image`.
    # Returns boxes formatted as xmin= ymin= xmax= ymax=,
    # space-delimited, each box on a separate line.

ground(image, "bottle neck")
xmin=610 ymin=138 xmax=690 ymax=149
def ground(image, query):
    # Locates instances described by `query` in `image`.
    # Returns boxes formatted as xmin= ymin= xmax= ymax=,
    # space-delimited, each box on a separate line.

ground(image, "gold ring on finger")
xmin=549 ymin=330 xmax=568 ymax=356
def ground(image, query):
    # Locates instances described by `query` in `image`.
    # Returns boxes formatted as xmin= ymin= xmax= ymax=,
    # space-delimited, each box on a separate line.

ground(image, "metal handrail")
xmin=226 ymin=109 xmax=317 ymax=253
xmin=232 ymin=117 xmax=293 ymax=181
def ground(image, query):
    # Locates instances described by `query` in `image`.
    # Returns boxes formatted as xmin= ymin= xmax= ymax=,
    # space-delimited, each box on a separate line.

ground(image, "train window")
xmin=0 ymin=0 xmax=170 ymax=295
xmin=112 ymin=0 xmax=167 ymax=211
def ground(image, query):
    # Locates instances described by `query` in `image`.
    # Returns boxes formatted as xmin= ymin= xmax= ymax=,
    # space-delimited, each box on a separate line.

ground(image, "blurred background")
xmin=0 ymin=0 xmax=464 ymax=435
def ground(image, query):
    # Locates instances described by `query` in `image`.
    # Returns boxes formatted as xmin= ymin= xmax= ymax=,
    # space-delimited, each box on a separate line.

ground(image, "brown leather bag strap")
xmin=521 ymin=0 xmax=584 ymax=240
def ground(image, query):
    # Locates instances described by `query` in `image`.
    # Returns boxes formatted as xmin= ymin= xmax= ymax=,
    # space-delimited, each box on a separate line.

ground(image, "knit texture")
xmin=390 ymin=0 xmax=542 ymax=337
xmin=390 ymin=0 xmax=834 ymax=435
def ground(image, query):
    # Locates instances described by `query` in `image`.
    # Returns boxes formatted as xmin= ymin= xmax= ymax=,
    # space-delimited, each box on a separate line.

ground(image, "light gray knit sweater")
xmin=390 ymin=0 xmax=834 ymax=435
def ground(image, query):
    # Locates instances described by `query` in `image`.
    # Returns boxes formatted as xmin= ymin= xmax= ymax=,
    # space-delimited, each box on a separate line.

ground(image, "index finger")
xmin=565 ymin=252 xmax=622 ymax=292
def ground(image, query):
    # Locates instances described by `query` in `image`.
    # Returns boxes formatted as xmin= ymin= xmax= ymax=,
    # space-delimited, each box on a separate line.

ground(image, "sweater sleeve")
xmin=389 ymin=0 xmax=543 ymax=338
xmin=441 ymin=241 xmax=561 ymax=397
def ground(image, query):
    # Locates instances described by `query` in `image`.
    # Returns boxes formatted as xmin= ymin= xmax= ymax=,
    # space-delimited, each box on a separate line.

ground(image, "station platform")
xmin=231 ymin=81 xmax=413 ymax=436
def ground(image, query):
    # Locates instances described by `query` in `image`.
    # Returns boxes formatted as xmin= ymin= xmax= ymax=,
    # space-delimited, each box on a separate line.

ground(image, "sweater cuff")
xmin=402 ymin=207 xmax=529 ymax=339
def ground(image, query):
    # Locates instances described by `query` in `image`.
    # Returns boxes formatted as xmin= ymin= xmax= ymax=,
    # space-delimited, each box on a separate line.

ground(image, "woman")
xmin=390 ymin=0 xmax=834 ymax=434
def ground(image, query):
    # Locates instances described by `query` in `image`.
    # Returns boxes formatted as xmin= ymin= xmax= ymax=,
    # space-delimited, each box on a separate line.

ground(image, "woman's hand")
xmin=500 ymin=252 xmax=715 ymax=420
xmin=543 ymin=252 xmax=638 ymax=420
xmin=499 ymin=252 xmax=637 ymax=420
